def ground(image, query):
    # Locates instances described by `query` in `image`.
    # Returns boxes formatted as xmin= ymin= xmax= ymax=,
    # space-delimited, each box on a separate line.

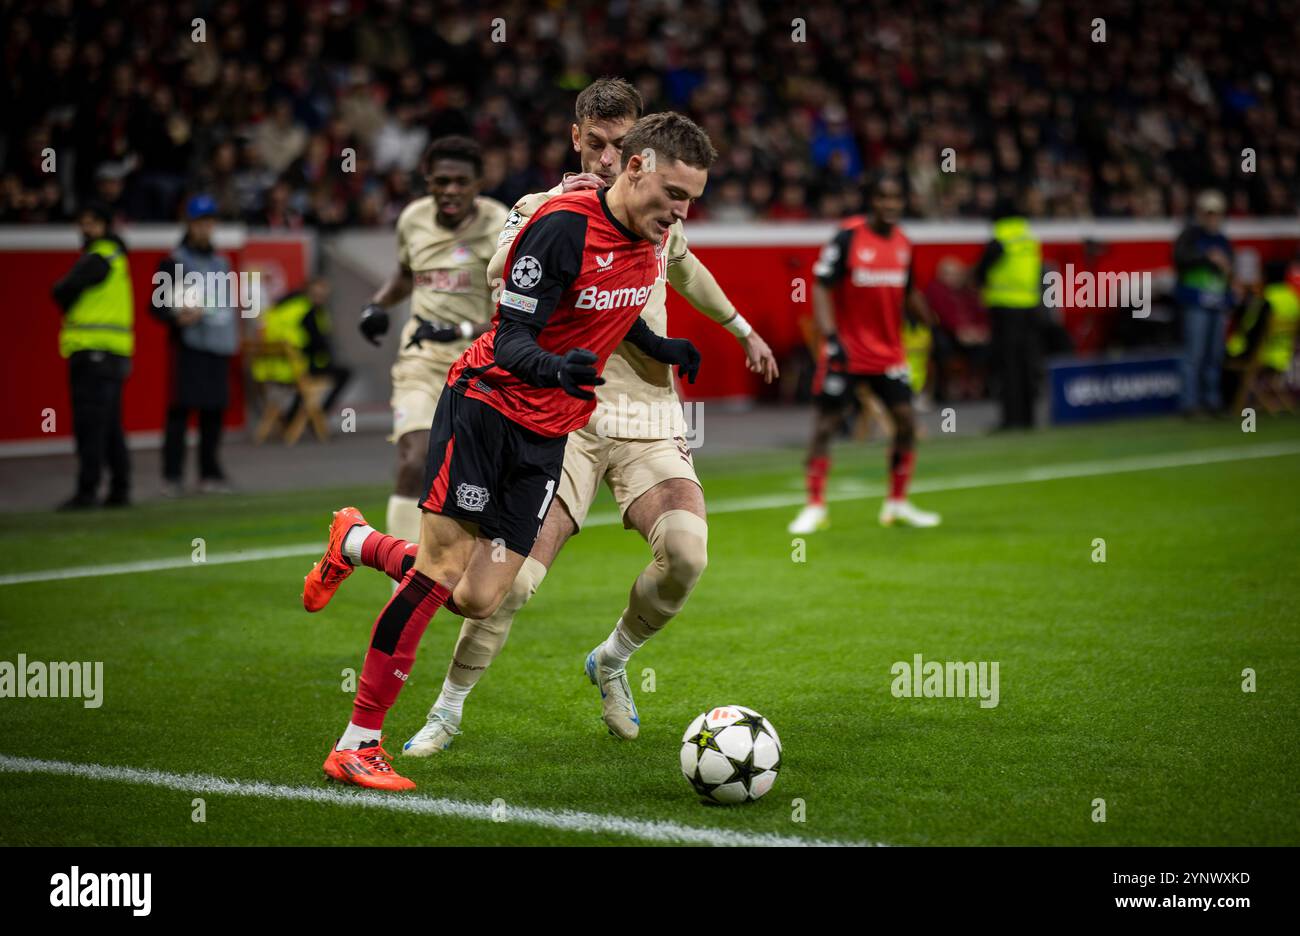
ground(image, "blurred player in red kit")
xmin=788 ymin=174 xmax=941 ymax=533
xmin=320 ymin=112 xmax=717 ymax=790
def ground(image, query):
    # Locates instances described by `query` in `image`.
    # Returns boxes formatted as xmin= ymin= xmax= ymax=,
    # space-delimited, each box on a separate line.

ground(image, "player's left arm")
xmin=668 ymin=246 xmax=779 ymax=383
xmin=622 ymin=317 xmax=701 ymax=384
xmin=404 ymin=317 xmax=489 ymax=349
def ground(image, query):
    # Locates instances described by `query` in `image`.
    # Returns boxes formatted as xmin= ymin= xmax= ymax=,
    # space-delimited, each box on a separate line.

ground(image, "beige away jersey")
xmin=396 ymin=194 xmax=509 ymax=369
xmin=489 ymin=184 xmax=700 ymax=439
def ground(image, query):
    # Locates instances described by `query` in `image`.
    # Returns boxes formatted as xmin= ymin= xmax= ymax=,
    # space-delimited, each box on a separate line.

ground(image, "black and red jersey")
xmin=813 ymin=216 xmax=913 ymax=373
xmin=447 ymin=188 xmax=666 ymax=437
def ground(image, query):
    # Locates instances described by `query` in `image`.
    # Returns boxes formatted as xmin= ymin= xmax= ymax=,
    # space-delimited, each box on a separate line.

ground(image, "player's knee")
xmin=452 ymin=587 xmax=501 ymax=623
xmin=663 ymin=530 xmax=708 ymax=591
xmin=493 ymin=556 xmax=549 ymax=620
xmin=651 ymin=511 xmax=709 ymax=601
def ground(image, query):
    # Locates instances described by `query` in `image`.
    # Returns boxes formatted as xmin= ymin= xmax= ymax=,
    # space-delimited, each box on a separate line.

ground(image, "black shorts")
xmin=816 ymin=367 xmax=913 ymax=412
xmin=421 ymin=389 xmax=567 ymax=556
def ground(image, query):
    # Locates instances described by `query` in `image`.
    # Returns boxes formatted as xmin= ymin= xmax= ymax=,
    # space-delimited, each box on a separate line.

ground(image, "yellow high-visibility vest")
xmin=60 ymin=239 xmax=134 ymax=358
xmin=252 ymin=294 xmax=320 ymax=383
xmin=904 ymin=320 xmax=932 ymax=391
xmin=1261 ymin=282 xmax=1299 ymax=374
xmin=981 ymin=217 xmax=1042 ymax=310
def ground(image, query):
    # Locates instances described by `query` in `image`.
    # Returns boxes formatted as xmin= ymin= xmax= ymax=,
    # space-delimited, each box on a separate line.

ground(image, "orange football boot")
xmin=303 ymin=506 xmax=368 ymax=612
xmin=323 ymin=739 xmax=416 ymax=791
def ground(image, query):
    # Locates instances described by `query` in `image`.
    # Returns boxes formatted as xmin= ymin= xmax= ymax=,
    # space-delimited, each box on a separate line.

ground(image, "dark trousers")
xmin=68 ymin=351 xmax=131 ymax=498
xmin=991 ymin=308 xmax=1040 ymax=428
xmin=1180 ymin=304 xmax=1227 ymax=412
xmin=163 ymin=406 xmax=224 ymax=481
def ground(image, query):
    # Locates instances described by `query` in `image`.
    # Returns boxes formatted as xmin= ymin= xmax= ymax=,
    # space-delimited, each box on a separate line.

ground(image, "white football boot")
xmin=879 ymin=498 xmax=941 ymax=528
xmin=584 ymin=646 xmax=640 ymax=739
xmin=787 ymin=503 xmax=829 ymax=534
xmin=402 ymin=707 xmax=462 ymax=757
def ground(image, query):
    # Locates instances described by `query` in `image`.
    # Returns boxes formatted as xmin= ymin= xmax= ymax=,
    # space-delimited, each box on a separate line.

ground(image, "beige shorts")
xmin=558 ymin=428 xmax=701 ymax=530
xmin=389 ymin=355 xmax=450 ymax=442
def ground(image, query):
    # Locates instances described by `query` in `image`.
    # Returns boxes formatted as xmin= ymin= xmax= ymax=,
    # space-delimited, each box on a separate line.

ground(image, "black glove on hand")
xmin=359 ymin=304 xmax=389 ymax=346
xmin=405 ymin=317 xmax=461 ymax=349
xmin=654 ymin=337 xmax=701 ymax=384
xmin=555 ymin=348 xmax=604 ymax=400
xmin=824 ymin=332 xmax=848 ymax=369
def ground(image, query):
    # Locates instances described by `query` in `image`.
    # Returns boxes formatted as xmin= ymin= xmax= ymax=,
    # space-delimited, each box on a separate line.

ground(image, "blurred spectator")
xmin=1174 ymin=190 xmax=1234 ymax=415
xmin=256 ymin=277 xmax=352 ymax=422
xmin=150 ymin=196 xmax=240 ymax=495
xmin=254 ymin=98 xmax=308 ymax=176
xmin=3 ymin=0 xmax=1295 ymax=226
xmin=926 ymin=257 xmax=990 ymax=402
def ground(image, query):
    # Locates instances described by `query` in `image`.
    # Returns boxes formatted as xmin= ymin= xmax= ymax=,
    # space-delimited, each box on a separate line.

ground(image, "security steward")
xmin=975 ymin=201 xmax=1043 ymax=429
xmin=50 ymin=201 xmax=134 ymax=510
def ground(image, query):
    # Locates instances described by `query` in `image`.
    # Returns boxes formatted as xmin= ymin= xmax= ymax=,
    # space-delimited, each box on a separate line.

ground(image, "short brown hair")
xmin=621 ymin=112 xmax=718 ymax=171
xmin=574 ymin=77 xmax=643 ymax=124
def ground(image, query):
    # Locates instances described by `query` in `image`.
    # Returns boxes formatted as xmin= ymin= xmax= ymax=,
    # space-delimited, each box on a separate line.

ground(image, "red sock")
xmin=350 ymin=569 xmax=450 ymax=730
xmin=889 ymin=447 xmax=916 ymax=500
xmin=360 ymin=532 xmax=418 ymax=583
xmin=807 ymin=455 xmax=830 ymax=506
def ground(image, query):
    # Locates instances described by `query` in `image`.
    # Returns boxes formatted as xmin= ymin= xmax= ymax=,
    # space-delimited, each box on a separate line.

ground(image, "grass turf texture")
xmin=1 ymin=415 xmax=1297 ymax=846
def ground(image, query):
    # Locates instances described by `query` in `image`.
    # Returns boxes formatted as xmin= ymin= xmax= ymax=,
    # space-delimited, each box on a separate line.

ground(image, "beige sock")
xmin=386 ymin=494 xmax=421 ymax=545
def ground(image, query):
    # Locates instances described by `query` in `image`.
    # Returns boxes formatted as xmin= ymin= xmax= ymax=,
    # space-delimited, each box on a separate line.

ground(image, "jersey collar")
xmin=598 ymin=188 xmax=640 ymax=243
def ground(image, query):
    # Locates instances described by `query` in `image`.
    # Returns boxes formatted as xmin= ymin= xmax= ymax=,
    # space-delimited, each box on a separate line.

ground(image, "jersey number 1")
xmin=537 ymin=478 xmax=556 ymax=520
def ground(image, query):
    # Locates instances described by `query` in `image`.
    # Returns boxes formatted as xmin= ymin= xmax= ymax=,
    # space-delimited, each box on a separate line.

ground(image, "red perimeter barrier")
xmin=0 ymin=229 xmax=312 ymax=446
xmin=666 ymin=219 xmax=1300 ymax=402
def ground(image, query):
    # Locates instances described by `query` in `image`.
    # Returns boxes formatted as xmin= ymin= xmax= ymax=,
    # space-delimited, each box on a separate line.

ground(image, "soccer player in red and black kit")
xmin=322 ymin=112 xmax=717 ymax=790
xmin=788 ymin=174 xmax=942 ymax=533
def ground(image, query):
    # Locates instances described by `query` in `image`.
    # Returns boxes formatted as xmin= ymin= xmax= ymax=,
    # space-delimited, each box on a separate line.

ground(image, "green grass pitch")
xmin=1 ymin=415 xmax=1297 ymax=846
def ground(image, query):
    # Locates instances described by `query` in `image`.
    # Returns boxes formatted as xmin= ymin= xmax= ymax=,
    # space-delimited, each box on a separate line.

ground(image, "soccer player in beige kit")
xmin=355 ymin=136 xmax=508 ymax=548
xmin=305 ymin=79 xmax=778 ymax=751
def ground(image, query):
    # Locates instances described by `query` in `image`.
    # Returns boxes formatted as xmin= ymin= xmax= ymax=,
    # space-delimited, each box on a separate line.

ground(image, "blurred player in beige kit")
xmin=304 ymin=78 xmax=779 ymax=750
xmin=354 ymin=136 xmax=508 ymax=547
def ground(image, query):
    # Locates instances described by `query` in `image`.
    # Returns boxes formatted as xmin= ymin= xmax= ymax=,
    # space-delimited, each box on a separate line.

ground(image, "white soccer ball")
xmin=679 ymin=705 xmax=782 ymax=804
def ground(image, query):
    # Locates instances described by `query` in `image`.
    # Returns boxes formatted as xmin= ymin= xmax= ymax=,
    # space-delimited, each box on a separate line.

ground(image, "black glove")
xmin=652 ymin=337 xmax=701 ymax=384
xmin=406 ymin=317 xmax=462 ymax=349
xmin=555 ymin=348 xmax=604 ymax=400
xmin=359 ymin=304 xmax=389 ymax=346
xmin=824 ymin=332 xmax=848 ymax=369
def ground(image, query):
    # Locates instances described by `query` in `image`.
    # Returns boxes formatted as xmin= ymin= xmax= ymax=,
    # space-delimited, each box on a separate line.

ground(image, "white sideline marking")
xmin=3 ymin=440 xmax=1298 ymax=587
xmin=0 ymin=753 xmax=870 ymax=847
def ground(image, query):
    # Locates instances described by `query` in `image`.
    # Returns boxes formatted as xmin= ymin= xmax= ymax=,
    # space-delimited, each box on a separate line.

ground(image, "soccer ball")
xmin=679 ymin=705 xmax=781 ymax=804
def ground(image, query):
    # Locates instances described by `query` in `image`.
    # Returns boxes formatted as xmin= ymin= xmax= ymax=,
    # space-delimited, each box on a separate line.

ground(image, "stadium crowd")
xmin=3 ymin=0 xmax=1298 ymax=225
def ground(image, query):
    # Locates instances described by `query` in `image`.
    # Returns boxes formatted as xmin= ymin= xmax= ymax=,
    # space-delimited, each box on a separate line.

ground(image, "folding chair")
xmin=243 ymin=339 xmax=331 ymax=444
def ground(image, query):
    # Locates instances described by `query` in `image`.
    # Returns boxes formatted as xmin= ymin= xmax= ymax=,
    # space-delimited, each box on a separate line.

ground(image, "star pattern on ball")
xmin=732 ymin=712 xmax=769 ymax=742
xmin=687 ymin=727 xmax=723 ymax=754
xmin=723 ymin=748 xmax=765 ymax=790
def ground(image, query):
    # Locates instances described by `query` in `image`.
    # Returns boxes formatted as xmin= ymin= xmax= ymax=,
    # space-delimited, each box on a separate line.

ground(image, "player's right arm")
xmin=812 ymin=227 xmax=853 ymax=367
xmin=358 ymin=263 xmax=412 ymax=346
xmin=491 ymin=209 xmax=602 ymax=399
